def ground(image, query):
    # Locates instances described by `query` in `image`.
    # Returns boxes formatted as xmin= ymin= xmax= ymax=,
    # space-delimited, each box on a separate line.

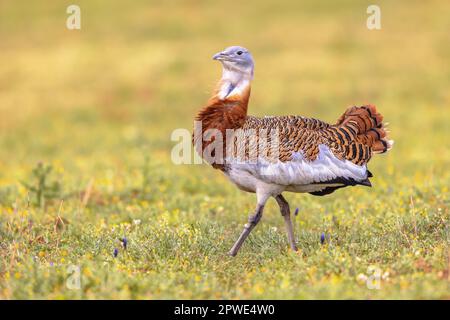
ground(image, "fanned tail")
xmin=335 ymin=104 xmax=393 ymax=156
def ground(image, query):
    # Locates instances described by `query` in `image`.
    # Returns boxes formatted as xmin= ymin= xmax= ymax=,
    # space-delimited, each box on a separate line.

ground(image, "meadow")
xmin=0 ymin=0 xmax=448 ymax=299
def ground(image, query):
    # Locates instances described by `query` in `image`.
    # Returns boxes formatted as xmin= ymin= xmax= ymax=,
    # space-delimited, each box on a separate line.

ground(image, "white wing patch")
xmin=227 ymin=144 xmax=368 ymax=187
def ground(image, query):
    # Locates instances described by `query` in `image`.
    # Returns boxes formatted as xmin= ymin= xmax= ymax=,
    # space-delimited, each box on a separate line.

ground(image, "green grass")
xmin=0 ymin=0 xmax=449 ymax=299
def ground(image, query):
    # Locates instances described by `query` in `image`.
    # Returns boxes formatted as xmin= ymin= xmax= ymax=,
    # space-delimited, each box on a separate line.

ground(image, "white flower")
xmin=356 ymin=273 xmax=368 ymax=284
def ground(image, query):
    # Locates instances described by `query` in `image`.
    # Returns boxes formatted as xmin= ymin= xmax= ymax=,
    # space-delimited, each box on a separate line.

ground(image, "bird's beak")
xmin=212 ymin=51 xmax=228 ymax=61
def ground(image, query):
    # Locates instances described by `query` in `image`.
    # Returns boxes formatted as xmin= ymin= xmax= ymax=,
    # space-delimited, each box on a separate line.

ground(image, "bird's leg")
xmin=228 ymin=204 xmax=264 ymax=257
xmin=275 ymin=194 xmax=298 ymax=251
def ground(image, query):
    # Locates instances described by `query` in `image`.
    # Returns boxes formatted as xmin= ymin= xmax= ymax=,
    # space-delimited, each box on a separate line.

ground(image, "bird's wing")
xmin=227 ymin=106 xmax=391 ymax=187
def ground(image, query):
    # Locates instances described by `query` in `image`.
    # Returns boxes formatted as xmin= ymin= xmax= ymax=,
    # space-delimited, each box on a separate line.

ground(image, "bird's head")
xmin=213 ymin=46 xmax=254 ymax=80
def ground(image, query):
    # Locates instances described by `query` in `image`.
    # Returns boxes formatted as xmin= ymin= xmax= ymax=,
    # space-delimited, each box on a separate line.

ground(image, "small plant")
xmin=138 ymin=153 xmax=160 ymax=201
xmin=320 ymin=233 xmax=326 ymax=245
xmin=21 ymin=162 xmax=61 ymax=208
xmin=141 ymin=154 xmax=152 ymax=194
xmin=120 ymin=237 xmax=128 ymax=249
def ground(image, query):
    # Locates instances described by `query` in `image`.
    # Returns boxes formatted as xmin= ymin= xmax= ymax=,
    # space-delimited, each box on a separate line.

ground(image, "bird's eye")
xmin=236 ymin=51 xmax=243 ymax=55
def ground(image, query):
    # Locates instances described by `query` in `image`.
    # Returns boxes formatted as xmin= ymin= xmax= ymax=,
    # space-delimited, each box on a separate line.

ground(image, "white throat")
xmin=218 ymin=66 xmax=253 ymax=100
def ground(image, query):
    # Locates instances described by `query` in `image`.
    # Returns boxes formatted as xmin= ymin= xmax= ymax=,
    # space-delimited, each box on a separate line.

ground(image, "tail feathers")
xmin=309 ymin=176 xmax=371 ymax=196
xmin=336 ymin=104 xmax=393 ymax=155
xmin=372 ymin=138 xmax=394 ymax=154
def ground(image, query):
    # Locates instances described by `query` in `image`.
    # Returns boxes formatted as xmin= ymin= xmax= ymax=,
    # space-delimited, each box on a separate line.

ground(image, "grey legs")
xmin=228 ymin=204 xmax=264 ymax=257
xmin=228 ymin=194 xmax=297 ymax=256
xmin=275 ymin=194 xmax=298 ymax=251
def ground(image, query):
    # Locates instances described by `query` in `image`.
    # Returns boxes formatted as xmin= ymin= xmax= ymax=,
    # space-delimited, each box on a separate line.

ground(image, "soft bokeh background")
xmin=0 ymin=0 xmax=448 ymax=299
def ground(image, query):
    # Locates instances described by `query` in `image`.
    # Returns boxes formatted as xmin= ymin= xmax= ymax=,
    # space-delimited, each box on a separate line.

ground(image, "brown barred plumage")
xmin=196 ymin=105 xmax=392 ymax=167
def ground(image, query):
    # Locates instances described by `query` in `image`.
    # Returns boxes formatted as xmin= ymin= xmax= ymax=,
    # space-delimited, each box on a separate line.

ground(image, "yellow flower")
xmin=83 ymin=267 xmax=93 ymax=277
xmin=281 ymin=277 xmax=290 ymax=289
xmin=254 ymin=284 xmax=265 ymax=294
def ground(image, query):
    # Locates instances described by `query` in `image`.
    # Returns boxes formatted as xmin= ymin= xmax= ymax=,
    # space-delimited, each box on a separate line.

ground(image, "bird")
xmin=193 ymin=46 xmax=393 ymax=256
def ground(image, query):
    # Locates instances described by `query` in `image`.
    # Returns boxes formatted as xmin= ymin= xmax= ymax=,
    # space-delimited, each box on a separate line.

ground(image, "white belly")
xmin=225 ymin=166 xmax=344 ymax=197
xmin=225 ymin=167 xmax=285 ymax=196
xmin=223 ymin=144 xmax=367 ymax=196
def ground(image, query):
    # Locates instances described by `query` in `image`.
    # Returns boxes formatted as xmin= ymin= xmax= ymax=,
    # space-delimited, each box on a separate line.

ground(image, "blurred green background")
xmin=0 ymin=0 xmax=448 ymax=299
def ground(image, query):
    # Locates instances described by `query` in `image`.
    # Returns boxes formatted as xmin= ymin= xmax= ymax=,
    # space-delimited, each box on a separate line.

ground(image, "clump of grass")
xmin=141 ymin=154 xmax=152 ymax=196
xmin=20 ymin=162 xmax=61 ymax=209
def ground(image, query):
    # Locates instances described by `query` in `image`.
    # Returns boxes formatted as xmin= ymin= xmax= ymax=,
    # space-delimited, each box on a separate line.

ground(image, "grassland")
xmin=0 ymin=0 xmax=449 ymax=299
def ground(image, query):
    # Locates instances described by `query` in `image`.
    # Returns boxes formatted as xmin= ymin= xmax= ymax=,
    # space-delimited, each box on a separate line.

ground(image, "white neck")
xmin=217 ymin=66 xmax=253 ymax=100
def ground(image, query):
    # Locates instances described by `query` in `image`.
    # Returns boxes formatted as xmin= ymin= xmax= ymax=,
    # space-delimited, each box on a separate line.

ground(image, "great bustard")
xmin=194 ymin=46 xmax=393 ymax=256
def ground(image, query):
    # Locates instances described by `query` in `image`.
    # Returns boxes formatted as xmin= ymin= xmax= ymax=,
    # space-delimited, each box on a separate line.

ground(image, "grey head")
xmin=213 ymin=46 xmax=254 ymax=78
